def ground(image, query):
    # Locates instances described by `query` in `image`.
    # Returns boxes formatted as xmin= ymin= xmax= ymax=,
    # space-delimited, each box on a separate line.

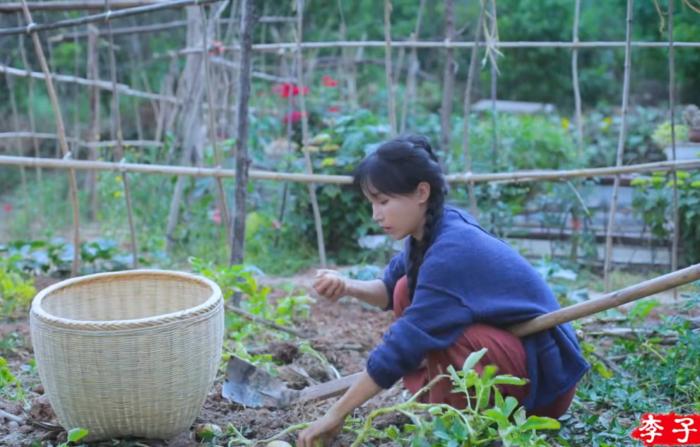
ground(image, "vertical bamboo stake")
xmin=384 ymin=0 xmax=397 ymax=136
xmin=572 ymin=0 xmax=583 ymax=155
xmin=440 ymin=0 xmax=456 ymax=165
xmin=295 ymin=0 xmax=327 ymax=267
xmin=668 ymin=0 xmax=679 ymax=296
xmin=336 ymin=0 xmax=357 ymax=109
xmin=570 ymin=0 xmax=583 ymax=260
xmin=604 ymin=0 xmax=634 ymax=291
xmin=462 ymin=1 xmax=485 ymax=217
xmin=20 ymin=0 xmax=81 ymax=276
xmin=230 ymin=0 xmax=256 ymax=264
xmin=401 ymin=0 xmax=426 ymax=134
xmin=86 ymin=24 xmax=100 ymax=221
xmin=18 ymin=31 xmax=42 ymax=184
xmin=488 ymin=0 xmax=499 ymax=171
xmin=4 ymin=74 xmax=31 ymax=236
xmin=201 ymin=3 xmax=232 ymax=246
xmin=105 ymin=0 xmax=138 ymax=268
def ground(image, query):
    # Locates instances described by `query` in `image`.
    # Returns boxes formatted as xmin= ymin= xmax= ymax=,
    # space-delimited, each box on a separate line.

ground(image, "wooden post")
xmin=19 ymin=0 xmax=81 ymax=276
xmin=462 ymin=2 xmax=485 ymax=217
xmin=439 ymin=0 xmax=455 ymax=165
xmin=294 ymin=0 xmax=327 ymax=267
xmin=230 ymin=0 xmax=256 ymax=265
xmin=86 ymin=24 xmax=100 ymax=221
xmin=570 ymin=0 xmax=583 ymax=261
xmin=668 ymin=0 xmax=679 ymax=298
xmin=383 ymin=0 xmax=397 ymax=136
xmin=18 ymin=32 xmax=42 ymax=184
xmin=603 ymin=0 xmax=634 ymax=291
xmin=401 ymin=0 xmax=425 ymax=134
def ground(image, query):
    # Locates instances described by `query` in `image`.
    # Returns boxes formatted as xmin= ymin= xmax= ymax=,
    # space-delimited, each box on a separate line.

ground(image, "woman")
xmin=297 ymin=135 xmax=589 ymax=447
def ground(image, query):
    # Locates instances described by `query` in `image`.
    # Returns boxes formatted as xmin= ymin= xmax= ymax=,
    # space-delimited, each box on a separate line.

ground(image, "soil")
xmin=0 ymin=271 xmax=405 ymax=446
xmin=1 ymin=271 xmax=697 ymax=446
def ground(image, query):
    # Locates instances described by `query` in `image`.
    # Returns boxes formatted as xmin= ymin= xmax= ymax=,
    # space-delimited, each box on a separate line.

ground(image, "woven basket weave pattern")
xmin=30 ymin=270 xmax=224 ymax=440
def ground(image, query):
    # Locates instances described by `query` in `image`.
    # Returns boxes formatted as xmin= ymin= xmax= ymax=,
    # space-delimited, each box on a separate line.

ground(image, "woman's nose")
xmin=372 ymin=204 xmax=382 ymax=222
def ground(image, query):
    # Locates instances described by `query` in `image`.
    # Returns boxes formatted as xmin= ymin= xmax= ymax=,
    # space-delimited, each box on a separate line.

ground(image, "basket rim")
xmin=30 ymin=269 xmax=222 ymax=331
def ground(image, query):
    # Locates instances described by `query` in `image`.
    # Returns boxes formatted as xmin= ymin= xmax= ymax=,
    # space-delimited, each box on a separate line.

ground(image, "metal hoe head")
xmin=222 ymin=355 xmax=300 ymax=408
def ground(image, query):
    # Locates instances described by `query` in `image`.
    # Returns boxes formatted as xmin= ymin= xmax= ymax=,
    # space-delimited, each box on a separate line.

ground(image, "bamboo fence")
xmin=0 ymin=0 xmax=696 ymax=276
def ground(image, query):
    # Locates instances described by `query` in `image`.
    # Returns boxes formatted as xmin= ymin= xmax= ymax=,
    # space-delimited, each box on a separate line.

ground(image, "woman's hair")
xmin=353 ymin=134 xmax=447 ymax=299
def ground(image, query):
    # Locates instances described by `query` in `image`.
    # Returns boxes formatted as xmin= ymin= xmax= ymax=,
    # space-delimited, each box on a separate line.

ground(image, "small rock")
xmin=7 ymin=421 xmax=19 ymax=431
xmin=32 ymin=384 xmax=45 ymax=394
xmin=19 ymin=424 xmax=33 ymax=434
xmin=28 ymin=395 xmax=56 ymax=422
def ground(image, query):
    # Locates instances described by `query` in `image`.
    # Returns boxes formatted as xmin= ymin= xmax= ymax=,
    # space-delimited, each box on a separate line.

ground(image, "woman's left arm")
xmin=296 ymin=371 xmax=381 ymax=447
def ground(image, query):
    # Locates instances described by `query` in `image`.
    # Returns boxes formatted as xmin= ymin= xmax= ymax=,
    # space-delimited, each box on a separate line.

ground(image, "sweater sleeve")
xmin=381 ymin=250 xmax=406 ymax=311
xmin=367 ymin=244 xmax=474 ymax=389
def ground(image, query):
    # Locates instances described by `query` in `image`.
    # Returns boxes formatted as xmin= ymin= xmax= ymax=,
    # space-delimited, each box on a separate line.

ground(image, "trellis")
xmin=0 ymin=0 xmax=696 ymax=286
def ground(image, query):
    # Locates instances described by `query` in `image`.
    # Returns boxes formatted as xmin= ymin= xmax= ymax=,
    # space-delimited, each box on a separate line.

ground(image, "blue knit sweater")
xmin=366 ymin=205 xmax=590 ymax=410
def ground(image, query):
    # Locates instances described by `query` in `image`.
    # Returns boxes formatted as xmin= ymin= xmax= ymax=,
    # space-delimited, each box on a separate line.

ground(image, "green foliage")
xmin=0 ymin=257 xmax=36 ymax=319
xmin=348 ymin=349 xmax=560 ymax=446
xmin=58 ymin=427 xmax=89 ymax=447
xmin=631 ymin=170 xmax=700 ymax=263
xmin=652 ymin=121 xmax=689 ymax=148
xmin=286 ymin=109 xmax=389 ymax=264
xmin=0 ymin=356 xmax=24 ymax=401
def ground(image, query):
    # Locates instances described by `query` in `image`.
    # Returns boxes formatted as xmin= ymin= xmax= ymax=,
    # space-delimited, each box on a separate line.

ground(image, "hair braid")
xmin=407 ymin=194 xmax=444 ymax=300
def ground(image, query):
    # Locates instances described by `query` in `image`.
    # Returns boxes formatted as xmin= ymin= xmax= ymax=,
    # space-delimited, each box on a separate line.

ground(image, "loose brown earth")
xmin=0 ymin=272 xmax=406 ymax=446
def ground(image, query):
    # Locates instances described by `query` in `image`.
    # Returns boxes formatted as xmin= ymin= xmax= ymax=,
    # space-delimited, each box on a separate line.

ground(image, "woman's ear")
xmin=416 ymin=181 xmax=431 ymax=204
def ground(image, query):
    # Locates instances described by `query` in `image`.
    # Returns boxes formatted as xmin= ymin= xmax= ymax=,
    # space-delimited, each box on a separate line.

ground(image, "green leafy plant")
xmin=0 ymin=356 xmax=24 ymax=401
xmin=347 ymin=349 xmax=560 ymax=446
xmin=651 ymin=121 xmax=689 ymax=148
xmin=0 ymin=257 xmax=36 ymax=319
xmin=58 ymin=427 xmax=89 ymax=447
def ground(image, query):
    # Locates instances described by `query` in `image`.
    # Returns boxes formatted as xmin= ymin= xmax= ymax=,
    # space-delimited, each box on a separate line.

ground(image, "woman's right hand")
xmin=312 ymin=269 xmax=348 ymax=301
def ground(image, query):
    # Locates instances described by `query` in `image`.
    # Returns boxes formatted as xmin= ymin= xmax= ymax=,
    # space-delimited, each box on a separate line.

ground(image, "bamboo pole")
xmin=439 ymin=0 xmax=455 ymax=166
xmin=0 ymin=133 xmax=163 ymax=148
xmin=18 ymin=34 xmax=42 ymax=184
xmin=294 ymin=0 xmax=327 ymax=267
xmin=201 ymin=2 xmax=233 ymax=248
xmin=570 ymin=0 xmax=583 ymax=261
xmin=19 ymin=0 xmax=81 ymax=276
xmin=510 ymin=262 xmax=700 ymax=337
xmin=604 ymin=0 xmax=634 ymax=292
xmin=461 ymin=2 xmax=485 ymax=217
xmin=400 ymin=0 xmax=425 ymax=134
xmin=230 ymin=0 xmax=256 ymax=265
xmin=0 ymin=1 xmax=168 ymax=12
xmin=0 ymin=63 xmax=180 ymax=104
xmin=0 ymin=0 xmax=219 ymax=36
xmin=3 ymin=155 xmax=700 ymax=186
xmin=3 ymin=74 xmax=32 ymax=237
xmin=571 ymin=0 xmax=583 ymax=155
xmin=86 ymin=26 xmax=100 ymax=220
xmin=383 ymin=0 xmax=397 ymax=136
xmin=668 ymin=0 xmax=679 ymax=298
xmin=182 ymin=40 xmax=700 ymax=53
xmin=104 ymin=0 xmax=138 ymax=269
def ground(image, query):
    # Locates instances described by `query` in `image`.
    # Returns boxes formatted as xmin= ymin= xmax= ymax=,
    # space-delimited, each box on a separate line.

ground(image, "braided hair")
xmin=353 ymin=135 xmax=447 ymax=299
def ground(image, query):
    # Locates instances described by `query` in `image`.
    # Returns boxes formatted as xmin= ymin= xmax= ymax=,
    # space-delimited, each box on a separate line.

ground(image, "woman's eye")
xmin=380 ymin=200 xmax=389 ymax=205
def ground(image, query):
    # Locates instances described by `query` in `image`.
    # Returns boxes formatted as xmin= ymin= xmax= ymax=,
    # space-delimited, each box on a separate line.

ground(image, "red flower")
xmin=322 ymin=75 xmax=338 ymax=87
xmin=2 ymin=203 xmax=12 ymax=213
xmin=282 ymin=111 xmax=306 ymax=124
xmin=272 ymin=83 xmax=309 ymax=98
xmin=210 ymin=208 xmax=222 ymax=225
xmin=328 ymin=106 xmax=340 ymax=113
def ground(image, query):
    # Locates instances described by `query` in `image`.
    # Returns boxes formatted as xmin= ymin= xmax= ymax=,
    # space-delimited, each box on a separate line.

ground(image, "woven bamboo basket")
xmin=29 ymin=270 xmax=224 ymax=441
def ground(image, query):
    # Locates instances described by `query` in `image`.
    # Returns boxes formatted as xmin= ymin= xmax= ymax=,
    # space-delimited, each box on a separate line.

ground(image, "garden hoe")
xmin=222 ymin=263 xmax=700 ymax=409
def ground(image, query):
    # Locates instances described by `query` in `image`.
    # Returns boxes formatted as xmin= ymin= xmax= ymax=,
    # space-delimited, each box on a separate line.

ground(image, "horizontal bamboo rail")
xmin=1 ymin=155 xmax=699 ymax=185
xmin=0 ymin=0 xmax=219 ymax=37
xmin=0 ymin=1 xmax=164 ymax=12
xmin=178 ymin=40 xmax=700 ymax=55
xmin=0 ymin=132 xmax=163 ymax=149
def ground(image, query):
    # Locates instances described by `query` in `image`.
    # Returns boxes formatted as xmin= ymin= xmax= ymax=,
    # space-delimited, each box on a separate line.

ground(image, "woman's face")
xmin=363 ymin=182 xmax=430 ymax=241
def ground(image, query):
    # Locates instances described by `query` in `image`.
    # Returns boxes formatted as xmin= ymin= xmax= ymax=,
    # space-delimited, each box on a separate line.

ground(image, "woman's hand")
xmin=296 ymin=410 xmax=345 ymax=447
xmin=313 ymin=270 xmax=348 ymax=301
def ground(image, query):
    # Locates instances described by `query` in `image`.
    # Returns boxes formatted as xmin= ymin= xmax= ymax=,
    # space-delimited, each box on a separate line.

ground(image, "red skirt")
xmin=393 ymin=275 xmax=575 ymax=418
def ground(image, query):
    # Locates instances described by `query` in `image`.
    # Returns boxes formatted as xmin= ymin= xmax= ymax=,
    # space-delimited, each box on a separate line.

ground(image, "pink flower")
xmin=272 ymin=83 xmax=309 ymax=98
xmin=211 ymin=208 xmax=222 ymax=225
xmin=322 ymin=75 xmax=338 ymax=87
xmin=2 ymin=203 xmax=12 ymax=213
xmin=208 ymin=40 xmax=225 ymax=56
xmin=328 ymin=106 xmax=340 ymax=113
xmin=282 ymin=110 xmax=306 ymax=125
